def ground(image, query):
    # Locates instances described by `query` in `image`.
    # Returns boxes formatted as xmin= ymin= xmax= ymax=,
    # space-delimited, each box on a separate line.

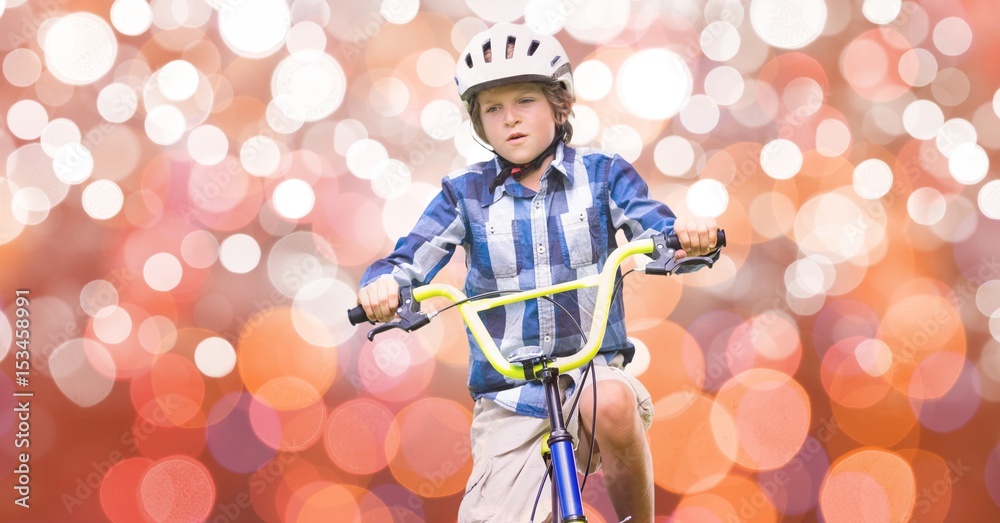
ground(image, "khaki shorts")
xmin=458 ymin=362 xmax=654 ymax=523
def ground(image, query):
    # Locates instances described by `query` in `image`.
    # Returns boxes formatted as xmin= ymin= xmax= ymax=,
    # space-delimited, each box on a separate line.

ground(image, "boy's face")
xmin=477 ymin=83 xmax=558 ymax=165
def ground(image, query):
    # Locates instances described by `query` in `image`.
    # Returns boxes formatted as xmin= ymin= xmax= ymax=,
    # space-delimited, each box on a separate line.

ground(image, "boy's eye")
xmin=485 ymin=105 xmax=499 ymax=113
xmin=519 ymin=98 xmax=534 ymax=104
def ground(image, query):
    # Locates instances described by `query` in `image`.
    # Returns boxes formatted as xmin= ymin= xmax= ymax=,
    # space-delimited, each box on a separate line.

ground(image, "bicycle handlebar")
xmin=348 ymin=230 xmax=725 ymax=380
xmin=347 ymin=304 xmax=370 ymax=325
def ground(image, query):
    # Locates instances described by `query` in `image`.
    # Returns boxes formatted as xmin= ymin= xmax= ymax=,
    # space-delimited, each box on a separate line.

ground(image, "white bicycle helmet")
xmin=455 ymin=23 xmax=574 ymax=111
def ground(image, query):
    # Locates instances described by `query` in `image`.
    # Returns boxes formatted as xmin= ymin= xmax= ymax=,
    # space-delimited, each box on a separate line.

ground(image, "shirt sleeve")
xmin=360 ymin=178 xmax=466 ymax=288
xmin=607 ymin=154 xmax=676 ymax=240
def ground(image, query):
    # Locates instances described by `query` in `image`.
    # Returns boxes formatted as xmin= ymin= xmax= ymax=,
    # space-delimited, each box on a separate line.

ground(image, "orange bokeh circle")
xmin=284 ymin=481 xmax=360 ymax=523
xmin=325 ymin=398 xmax=397 ymax=476
xmin=897 ymin=448 xmax=954 ymax=523
xmin=631 ymin=320 xmax=705 ymax=401
xmin=878 ymin=294 xmax=966 ymax=399
xmin=710 ymin=369 xmax=810 ymax=471
xmin=841 ymin=28 xmax=912 ymax=101
xmin=820 ymin=337 xmax=893 ymax=409
xmin=100 ymin=458 xmax=154 ymax=523
xmin=726 ymin=312 xmax=803 ymax=377
xmin=649 ymin=392 xmax=735 ymax=494
xmin=677 ymin=473 xmax=778 ymax=523
xmin=150 ymin=353 xmax=206 ymax=426
xmin=138 ymin=455 xmax=217 ymax=523
xmin=250 ymin=377 xmax=327 ymax=452
xmin=385 ymin=397 xmax=472 ymax=498
xmin=820 ymin=448 xmax=916 ymax=523
xmin=831 ymin=384 xmax=922 ymax=448
xmin=238 ymin=306 xmax=339 ymax=403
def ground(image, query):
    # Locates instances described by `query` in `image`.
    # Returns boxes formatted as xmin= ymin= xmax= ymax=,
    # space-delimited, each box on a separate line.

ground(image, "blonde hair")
xmin=467 ymin=81 xmax=575 ymax=146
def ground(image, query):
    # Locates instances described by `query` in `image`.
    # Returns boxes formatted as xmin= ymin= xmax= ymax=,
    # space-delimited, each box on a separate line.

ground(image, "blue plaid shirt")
xmin=360 ymin=143 xmax=676 ymax=417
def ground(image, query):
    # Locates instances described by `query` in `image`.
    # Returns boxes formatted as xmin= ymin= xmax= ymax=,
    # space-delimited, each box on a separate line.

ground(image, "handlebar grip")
xmin=347 ymin=305 xmax=371 ymax=325
xmin=666 ymin=229 xmax=726 ymax=250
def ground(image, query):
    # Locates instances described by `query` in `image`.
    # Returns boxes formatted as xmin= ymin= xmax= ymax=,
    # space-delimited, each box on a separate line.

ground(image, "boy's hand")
xmin=672 ymin=216 xmax=719 ymax=258
xmin=358 ymin=276 xmax=400 ymax=323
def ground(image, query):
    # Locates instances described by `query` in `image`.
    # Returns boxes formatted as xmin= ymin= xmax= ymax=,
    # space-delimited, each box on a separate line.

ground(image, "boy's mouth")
xmin=507 ymin=132 xmax=527 ymax=143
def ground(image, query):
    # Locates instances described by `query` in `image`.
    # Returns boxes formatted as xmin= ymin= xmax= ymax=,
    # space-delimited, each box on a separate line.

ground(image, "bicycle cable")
xmin=424 ymin=267 xmax=639 ymax=522
xmin=430 ymin=288 xmax=521 ymax=315
xmin=529 ymin=266 xmax=638 ymax=521
xmin=577 ymin=267 xmax=634 ymax=493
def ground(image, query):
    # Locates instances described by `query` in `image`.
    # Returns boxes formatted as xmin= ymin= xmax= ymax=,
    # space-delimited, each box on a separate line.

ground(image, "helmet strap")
xmin=490 ymin=125 xmax=566 ymax=193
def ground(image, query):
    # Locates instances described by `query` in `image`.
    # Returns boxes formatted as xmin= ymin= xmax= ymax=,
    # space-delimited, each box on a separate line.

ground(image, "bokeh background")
xmin=1 ymin=0 xmax=999 ymax=521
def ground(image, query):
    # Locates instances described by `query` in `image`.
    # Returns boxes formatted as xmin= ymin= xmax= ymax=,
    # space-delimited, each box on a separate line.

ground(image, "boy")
xmin=357 ymin=22 xmax=719 ymax=523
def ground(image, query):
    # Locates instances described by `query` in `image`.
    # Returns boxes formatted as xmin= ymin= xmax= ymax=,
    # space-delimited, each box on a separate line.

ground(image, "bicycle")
xmin=348 ymin=230 xmax=726 ymax=522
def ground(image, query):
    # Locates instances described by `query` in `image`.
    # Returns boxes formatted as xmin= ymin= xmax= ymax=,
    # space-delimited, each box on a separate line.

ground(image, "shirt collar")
xmin=481 ymin=142 xmax=574 ymax=207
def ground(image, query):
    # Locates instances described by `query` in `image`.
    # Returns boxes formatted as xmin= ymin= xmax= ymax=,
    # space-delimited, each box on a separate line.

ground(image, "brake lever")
xmin=643 ymin=254 xmax=718 ymax=275
xmin=366 ymin=321 xmax=411 ymax=340
xmin=364 ymin=286 xmax=431 ymax=342
xmin=642 ymin=233 xmax=722 ymax=275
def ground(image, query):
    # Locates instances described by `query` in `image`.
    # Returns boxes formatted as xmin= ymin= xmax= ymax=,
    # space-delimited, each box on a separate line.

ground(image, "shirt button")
xmin=544 ymin=335 xmax=551 ymax=342
xmin=537 ymin=244 xmax=544 ymax=254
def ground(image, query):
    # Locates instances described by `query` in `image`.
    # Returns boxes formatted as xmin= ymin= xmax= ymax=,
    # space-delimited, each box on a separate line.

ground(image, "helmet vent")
xmin=482 ymin=39 xmax=492 ymax=63
xmin=455 ymin=24 xmax=575 ymax=104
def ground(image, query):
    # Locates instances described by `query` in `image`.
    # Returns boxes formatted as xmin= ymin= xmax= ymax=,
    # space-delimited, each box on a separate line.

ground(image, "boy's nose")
xmin=503 ymin=108 xmax=520 ymax=126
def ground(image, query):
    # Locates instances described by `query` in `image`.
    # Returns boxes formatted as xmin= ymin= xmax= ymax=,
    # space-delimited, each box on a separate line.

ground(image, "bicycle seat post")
xmin=537 ymin=362 xmax=587 ymax=522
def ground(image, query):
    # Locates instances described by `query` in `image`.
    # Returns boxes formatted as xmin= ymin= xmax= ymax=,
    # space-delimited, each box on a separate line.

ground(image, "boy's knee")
xmin=594 ymin=381 xmax=640 ymax=438
xmin=597 ymin=380 xmax=636 ymax=408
